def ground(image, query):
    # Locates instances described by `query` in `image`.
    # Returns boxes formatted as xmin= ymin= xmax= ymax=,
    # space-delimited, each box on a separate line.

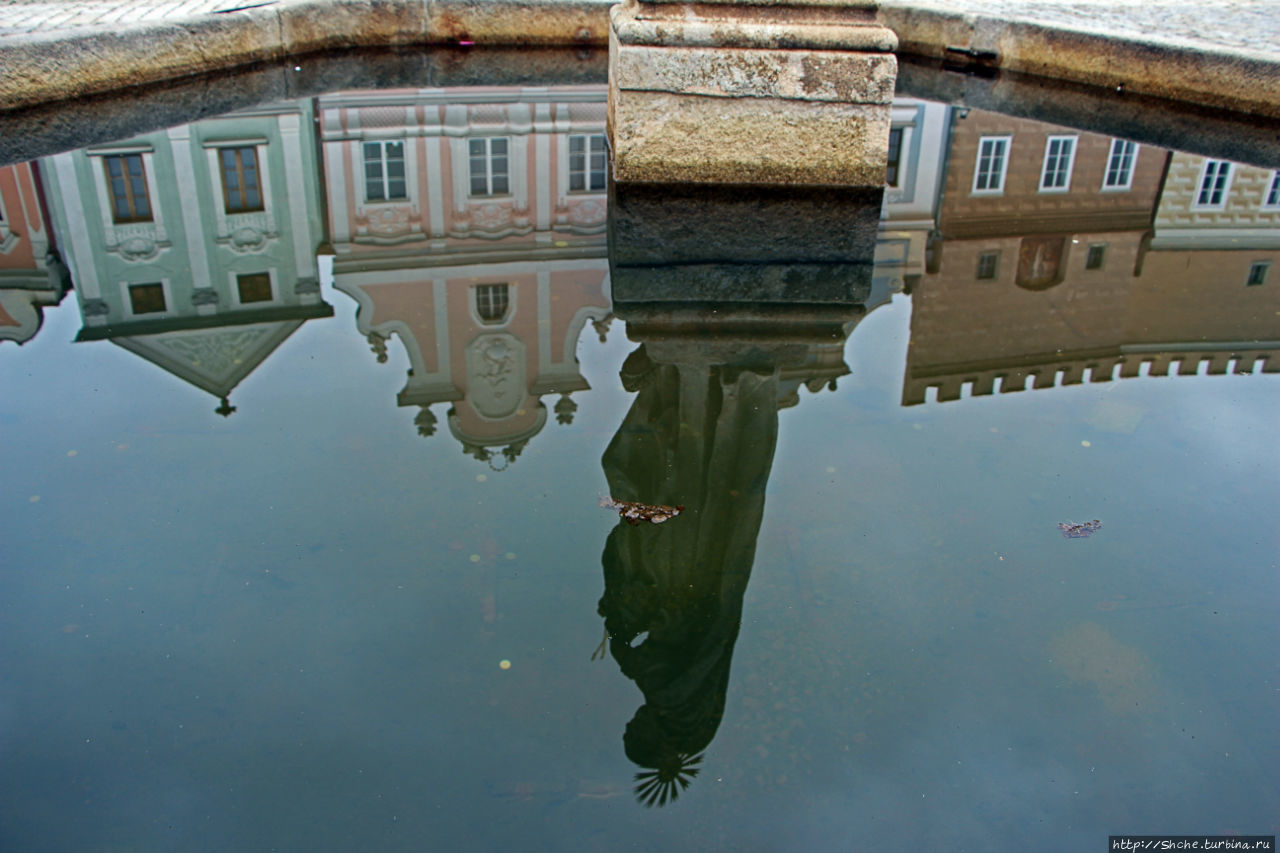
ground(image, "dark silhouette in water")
xmin=597 ymin=342 xmax=781 ymax=806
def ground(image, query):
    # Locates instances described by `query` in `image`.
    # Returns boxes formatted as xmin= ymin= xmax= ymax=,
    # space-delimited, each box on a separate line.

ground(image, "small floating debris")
xmin=1058 ymin=519 xmax=1102 ymax=539
xmin=600 ymin=496 xmax=683 ymax=526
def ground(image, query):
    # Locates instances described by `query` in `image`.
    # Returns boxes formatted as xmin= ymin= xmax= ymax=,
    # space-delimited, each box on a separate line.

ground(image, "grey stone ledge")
xmin=611 ymin=11 xmax=898 ymax=51
xmin=0 ymin=0 xmax=1276 ymax=117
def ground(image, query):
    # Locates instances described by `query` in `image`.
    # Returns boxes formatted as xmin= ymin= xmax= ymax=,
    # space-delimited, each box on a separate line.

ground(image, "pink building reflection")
xmin=319 ymin=86 xmax=613 ymax=467
xmin=0 ymin=162 xmax=69 ymax=346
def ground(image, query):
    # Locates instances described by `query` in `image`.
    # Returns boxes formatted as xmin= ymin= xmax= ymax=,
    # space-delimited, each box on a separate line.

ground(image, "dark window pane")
xmin=476 ymin=284 xmax=509 ymax=323
xmin=129 ymin=282 xmax=166 ymax=314
xmin=237 ymin=272 xmax=272 ymax=303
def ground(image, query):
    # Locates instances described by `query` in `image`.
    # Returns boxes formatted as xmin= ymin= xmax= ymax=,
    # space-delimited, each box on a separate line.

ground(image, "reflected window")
xmin=1264 ymin=171 xmax=1280 ymax=209
xmin=129 ymin=282 xmax=165 ymax=314
xmin=237 ymin=272 xmax=272 ymax=304
xmin=469 ymin=137 xmax=510 ymax=197
xmin=1195 ymin=160 xmax=1233 ymax=209
xmin=219 ymin=146 xmax=264 ymax=213
xmin=363 ymin=141 xmax=407 ymax=202
xmin=886 ymin=127 xmax=903 ymax=188
xmin=972 ymin=136 xmax=1010 ymax=194
xmin=475 ymin=283 xmax=510 ymax=323
xmin=1103 ymin=139 xmax=1138 ymax=190
xmin=1085 ymin=244 xmax=1107 ymax=270
xmin=976 ymin=251 xmax=1000 ymax=280
xmin=569 ymin=134 xmax=607 ymax=192
xmin=1039 ymin=135 xmax=1077 ymax=192
xmin=103 ymin=154 xmax=152 ymax=223
xmin=1247 ymin=262 xmax=1270 ymax=286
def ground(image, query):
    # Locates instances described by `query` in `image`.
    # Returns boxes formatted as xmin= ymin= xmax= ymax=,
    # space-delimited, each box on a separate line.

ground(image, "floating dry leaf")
xmin=1058 ymin=519 xmax=1102 ymax=539
xmin=600 ymin=496 xmax=683 ymax=526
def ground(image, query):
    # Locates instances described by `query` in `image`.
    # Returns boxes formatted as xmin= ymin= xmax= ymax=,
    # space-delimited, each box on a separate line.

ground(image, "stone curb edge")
xmin=0 ymin=0 xmax=1277 ymax=116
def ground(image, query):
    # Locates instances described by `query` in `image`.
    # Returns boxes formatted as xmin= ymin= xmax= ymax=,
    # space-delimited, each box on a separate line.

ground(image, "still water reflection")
xmin=1 ymin=83 xmax=1278 ymax=851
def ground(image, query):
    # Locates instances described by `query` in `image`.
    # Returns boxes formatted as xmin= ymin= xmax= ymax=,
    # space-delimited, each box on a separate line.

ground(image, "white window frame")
xmin=468 ymin=136 xmax=511 ymax=198
xmin=362 ymin=139 xmax=408 ymax=204
xmin=1193 ymin=160 xmax=1234 ymax=210
xmin=1263 ymin=171 xmax=1280 ymax=210
xmin=201 ymin=138 xmax=275 ymax=243
xmin=86 ymin=146 xmax=168 ymax=251
xmin=567 ymin=133 xmax=607 ymax=193
xmin=1102 ymin=139 xmax=1138 ymax=191
xmin=971 ymin=135 xmax=1011 ymax=196
xmin=1039 ymin=135 xmax=1078 ymax=193
xmin=217 ymin=144 xmax=266 ymax=214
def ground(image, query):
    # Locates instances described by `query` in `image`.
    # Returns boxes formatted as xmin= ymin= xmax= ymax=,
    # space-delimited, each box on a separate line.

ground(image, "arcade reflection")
xmin=2 ymin=83 xmax=1278 ymax=818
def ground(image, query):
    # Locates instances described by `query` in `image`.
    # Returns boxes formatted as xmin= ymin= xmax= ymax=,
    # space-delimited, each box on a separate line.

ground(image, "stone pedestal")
xmin=608 ymin=0 xmax=898 ymax=187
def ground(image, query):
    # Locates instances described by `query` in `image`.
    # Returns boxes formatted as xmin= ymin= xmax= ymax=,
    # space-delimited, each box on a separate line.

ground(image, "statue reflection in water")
xmin=597 ymin=178 xmax=875 ymax=804
xmin=596 ymin=339 xmax=782 ymax=806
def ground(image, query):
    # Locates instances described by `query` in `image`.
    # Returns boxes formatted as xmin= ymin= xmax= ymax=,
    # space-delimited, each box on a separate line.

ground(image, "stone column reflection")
xmin=598 ymin=182 xmax=878 ymax=806
xmin=599 ymin=341 xmax=781 ymax=806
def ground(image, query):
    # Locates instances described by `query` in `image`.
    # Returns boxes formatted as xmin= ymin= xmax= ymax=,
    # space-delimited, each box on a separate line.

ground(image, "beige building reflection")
xmin=320 ymin=86 xmax=612 ymax=468
xmin=903 ymin=108 xmax=1280 ymax=405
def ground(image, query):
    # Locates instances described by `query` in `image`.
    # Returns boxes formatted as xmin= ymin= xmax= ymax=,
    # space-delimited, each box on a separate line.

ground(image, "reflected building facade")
xmin=0 ymin=162 xmax=70 ymax=346
xmin=902 ymin=108 xmax=1280 ymax=404
xmin=1133 ymin=153 xmax=1280 ymax=367
xmin=320 ymin=86 xmax=612 ymax=467
xmin=40 ymin=100 xmax=332 ymax=414
xmin=874 ymin=98 xmax=950 ymax=304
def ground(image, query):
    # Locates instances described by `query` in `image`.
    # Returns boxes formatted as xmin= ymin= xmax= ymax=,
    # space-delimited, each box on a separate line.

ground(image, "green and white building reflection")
xmin=41 ymin=100 xmax=333 ymax=415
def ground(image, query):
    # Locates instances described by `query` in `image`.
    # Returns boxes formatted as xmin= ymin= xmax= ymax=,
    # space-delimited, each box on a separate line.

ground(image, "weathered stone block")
xmin=608 ymin=0 xmax=897 ymax=186
xmin=614 ymin=43 xmax=896 ymax=103
xmin=610 ymin=87 xmax=892 ymax=185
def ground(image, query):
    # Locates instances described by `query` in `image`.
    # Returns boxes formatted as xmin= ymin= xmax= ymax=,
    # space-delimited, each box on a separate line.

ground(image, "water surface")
xmin=1 ymin=80 xmax=1277 ymax=852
